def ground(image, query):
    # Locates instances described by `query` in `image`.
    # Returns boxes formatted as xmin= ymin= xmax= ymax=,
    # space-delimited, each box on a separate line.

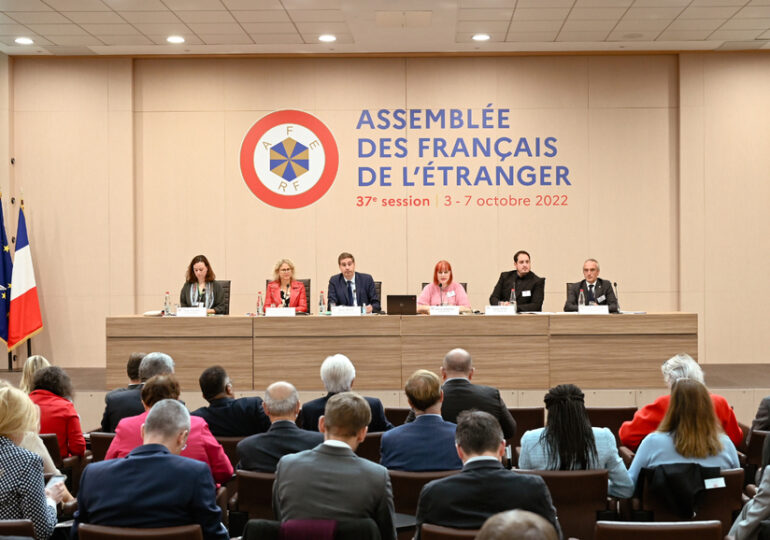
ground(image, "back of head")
xmin=542 ymin=384 xmax=597 ymax=470
xmin=405 ymin=369 xmax=441 ymax=411
xmin=127 ymin=352 xmax=146 ymax=381
xmin=141 ymin=374 xmax=181 ymax=408
xmin=0 ymin=385 xmax=39 ymax=440
xmin=455 ymin=410 xmax=503 ymax=456
xmin=32 ymin=366 xmax=74 ymax=400
xmin=20 ymin=355 xmax=50 ymax=394
xmin=477 ymin=510 xmax=558 ymax=540
xmin=144 ymin=399 xmax=191 ymax=440
xmin=443 ymin=348 xmax=472 ymax=376
xmin=265 ymin=381 xmax=299 ymax=417
xmin=661 ymin=353 xmax=704 ymax=388
xmin=198 ymin=366 xmax=228 ymax=401
xmin=323 ymin=392 xmax=371 ymax=437
xmin=139 ymin=352 xmax=175 ymax=381
xmin=320 ymin=354 xmax=355 ymax=393
xmin=659 ymin=378 xmax=722 ymax=458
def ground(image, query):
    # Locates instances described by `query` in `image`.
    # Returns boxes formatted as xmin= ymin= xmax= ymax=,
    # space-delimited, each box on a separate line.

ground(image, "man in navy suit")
xmin=73 ymin=399 xmax=228 ymax=540
xmin=327 ymin=251 xmax=380 ymax=313
xmin=300 ymin=354 xmax=393 ymax=433
xmin=381 ymin=369 xmax=462 ymax=471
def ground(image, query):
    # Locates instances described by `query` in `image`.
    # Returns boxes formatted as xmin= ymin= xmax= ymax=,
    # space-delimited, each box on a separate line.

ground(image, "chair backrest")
xmin=384 ymin=407 xmax=410 ymax=427
xmin=0 ymin=519 xmax=35 ymax=537
xmin=748 ymin=429 xmax=770 ymax=466
xmin=374 ymin=281 xmax=382 ymax=308
xmin=90 ymin=432 xmax=117 ymax=462
xmin=235 ymin=470 xmax=276 ymax=519
xmin=355 ymin=432 xmax=383 ymax=463
xmin=585 ymin=407 xmax=638 ymax=447
xmin=420 ymin=282 xmax=468 ymax=294
xmin=507 ymin=407 xmax=545 ymax=450
xmin=216 ymin=280 xmax=231 ymax=315
xmin=39 ymin=433 xmax=64 ymax=467
xmin=595 ymin=520 xmax=723 ymax=540
xmin=388 ymin=469 xmax=461 ymax=515
xmin=420 ymin=523 xmax=479 ymax=539
xmin=566 ymin=282 xmax=579 ymax=298
xmin=77 ymin=524 xmax=203 ymax=540
xmin=242 ymin=518 xmax=380 ymax=540
xmin=214 ymin=436 xmax=244 ymax=469
xmin=263 ymin=279 xmax=310 ymax=309
xmin=640 ymin=467 xmax=744 ymax=535
xmin=518 ymin=469 xmax=608 ymax=540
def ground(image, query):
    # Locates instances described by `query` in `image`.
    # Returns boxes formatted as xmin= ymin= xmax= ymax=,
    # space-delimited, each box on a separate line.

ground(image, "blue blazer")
xmin=72 ymin=444 xmax=228 ymax=540
xmin=380 ymin=414 xmax=462 ymax=471
xmin=327 ymin=272 xmax=380 ymax=312
xmin=301 ymin=393 xmax=393 ymax=433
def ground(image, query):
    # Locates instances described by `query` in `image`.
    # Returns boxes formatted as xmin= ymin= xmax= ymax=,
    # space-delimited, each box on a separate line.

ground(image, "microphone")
xmin=613 ymin=281 xmax=620 ymax=312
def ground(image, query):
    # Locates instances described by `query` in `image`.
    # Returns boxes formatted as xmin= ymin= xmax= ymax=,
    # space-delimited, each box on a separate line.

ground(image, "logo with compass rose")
xmin=240 ymin=110 xmax=339 ymax=209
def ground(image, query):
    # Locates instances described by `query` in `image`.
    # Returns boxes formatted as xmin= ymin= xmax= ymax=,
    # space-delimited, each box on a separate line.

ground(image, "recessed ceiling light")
xmin=167 ymin=35 xmax=185 ymax=44
xmin=472 ymin=33 xmax=491 ymax=42
xmin=318 ymin=34 xmax=336 ymax=43
xmin=15 ymin=37 xmax=33 ymax=45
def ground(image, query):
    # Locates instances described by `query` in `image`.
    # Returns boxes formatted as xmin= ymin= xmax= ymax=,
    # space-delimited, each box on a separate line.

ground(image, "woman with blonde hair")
xmin=19 ymin=355 xmax=50 ymax=394
xmin=628 ymin=378 xmax=739 ymax=486
xmin=265 ymin=258 xmax=307 ymax=312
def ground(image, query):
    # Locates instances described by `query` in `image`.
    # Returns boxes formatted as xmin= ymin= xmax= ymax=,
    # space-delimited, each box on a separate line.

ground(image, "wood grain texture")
xmin=106 ymin=316 xmax=253 ymax=338
xmin=252 ymin=315 xmax=401 ymax=337
xmin=549 ymin=313 xmax=697 ymax=335
xmin=400 ymin=314 xmax=549 ymax=336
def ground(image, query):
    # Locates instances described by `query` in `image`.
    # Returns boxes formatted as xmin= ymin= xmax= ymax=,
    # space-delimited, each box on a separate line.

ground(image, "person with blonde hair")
xmin=477 ymin=509 xmax=559 ymax=540
xmin=265 ymin=258 xmax=307 ymax=312
xmin=628 ymin=378 xmax=740 ymax=487
xmin=19 ymin=355 xmax=50 ymax=394
xmin=0 ymin=385 xmax=67 ymax=539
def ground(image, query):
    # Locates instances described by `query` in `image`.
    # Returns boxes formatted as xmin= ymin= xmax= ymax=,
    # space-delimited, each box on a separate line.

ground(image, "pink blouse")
xmin=417 ymin=282 xmax=470 ymax=308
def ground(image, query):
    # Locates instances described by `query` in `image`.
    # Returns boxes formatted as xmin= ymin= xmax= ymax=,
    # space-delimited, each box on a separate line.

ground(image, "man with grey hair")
xmin=139 ymin=352 xmax=175 ymax=380
xmin=619 ymin=353 xmax=742 ymax=450
xmin=563 ymin=258 xmax=618 ymax=312
xmin=237 ymin=381 xmax=323 ymax=472
xmin=73 ymin=399 xmax=228 ymax=539
xmin=300 ymin=354 xmax=393 ymax=432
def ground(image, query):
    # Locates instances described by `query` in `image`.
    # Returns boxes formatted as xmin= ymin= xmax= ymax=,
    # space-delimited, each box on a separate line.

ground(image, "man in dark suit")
xmin=415 ymin=411 xmax=561 ymax=540
xmin=563 ymin=258 xmax=619 ymax=312
xmin=489 ymin=250 xmax=545 ymax=311
xmin=274 ymin=392 xmax=396 ymax=540
xmin=99 ymin=352 xmax=174 ymax=432
xmin=381 ymin=369 xmax=462 ymax=471
xmin=73 ymin=399 xmax=228 ymax=540
xmin=327 ymin=251 xmax=380 ymax=313
xmin=237 ymin=381 xmax=322 ymax=472
xmin=191 ymin=366 xmax=271 ymax=437
xmin=301 ymin=354 xmax=393 ymax=433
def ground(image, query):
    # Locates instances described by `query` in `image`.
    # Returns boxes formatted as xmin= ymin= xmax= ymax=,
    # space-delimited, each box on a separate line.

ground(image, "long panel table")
xmin=106 ymin=313 xmax=697 ymax=391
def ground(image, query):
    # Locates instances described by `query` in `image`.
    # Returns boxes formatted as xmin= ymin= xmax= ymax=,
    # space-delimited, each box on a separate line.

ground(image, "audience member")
xmin=380 ymin=369 xmax=462 ymax=471
xmin=19 ymin=355 xmax=50 ymax=394
xmin=628 ymin=378 xmax=740 ymax=487
xmin=274 ymin=392 xmax=396 ymax=540
xmin=415 ymin=411 xmax=561 ymax=539
xmin=300 ymin=354 xmax=393 ymax=432
xmin=750 ymin=393 xmax=770 ymax=438
xmin=73 ymin=399 xmax=228 ymax=540
xmin=237 ymin=381 xmax=322 ymax=472
xmin=191 ymin=366 xmax=270 ymax=437
xmin=29 ymin=366 xmax=86 ymax=458
xmin=519 ymin=384 xmax=633 ymax=498
xmin=730 ymin=464 xmax=770 ymax=539
xmin=619 ymin=353 xmax=742 ymax=451
xmin=100 ymin=352 xmax=145 ymax=432
xmin=476 ymin=510 xmax=559 ymax=540
xmin=105 ymin=374 xmax=233 ymax=485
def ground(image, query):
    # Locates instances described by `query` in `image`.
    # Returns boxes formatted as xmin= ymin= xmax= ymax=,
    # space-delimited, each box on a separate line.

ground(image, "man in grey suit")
xmin=273 ymin=392 xmax=396 ymax=540
xmin=564 ymin=258 xmax=618 ymax=313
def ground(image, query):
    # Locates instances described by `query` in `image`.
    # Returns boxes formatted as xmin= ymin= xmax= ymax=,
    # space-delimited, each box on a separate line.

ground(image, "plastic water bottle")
xmin=163 ymin=291 xmax=171 ymax=315
xmin=319 ymin=291 xmax=326 ymax=315
xmin=256 ymin=291 xmax=263 ymax=316
xmin=578 ymin=288 xmax=586 ymax=306
xmin=509 ymin=288 xmax=517 ymax=312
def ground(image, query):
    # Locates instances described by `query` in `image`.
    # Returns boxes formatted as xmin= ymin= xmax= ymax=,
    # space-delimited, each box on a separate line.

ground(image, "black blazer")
xmin=564 ymin=278 xmax=618 ymax=312
xmin=300 ymin=393 xmax=393 ymax=433
xmin=100 ymin=384 xmax=144 ymax=433
xmin=440 ymin=378 xmax=517 ymax=441
xmin=191 ymin=397 xmax=271 ymax=438
xmin=415 ymin=460 xmax=562 ymax=539
xmin=327 ymin=272 xmax=380 ymax=312
xmin=237 ymin=420 xmax=324 ymax=472
xmin=489 ymin=271 xmax=545 ymax=311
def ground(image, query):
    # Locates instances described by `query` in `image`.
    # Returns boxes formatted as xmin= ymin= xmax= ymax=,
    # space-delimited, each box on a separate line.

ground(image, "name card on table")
xmin=430 ymin=305 xmax=460 ymax=316
xmin=578 ymin=305 xmax=609 ymax=315
xmin=266 ymin=307 xmax=296 ymax=317
xmin=331 ymin=306 xmax=362 ymax=317
xmin=484 ymin=305 xmax=517 ymax=316
xmin=176 ymin=307 xmax=207 ymax=317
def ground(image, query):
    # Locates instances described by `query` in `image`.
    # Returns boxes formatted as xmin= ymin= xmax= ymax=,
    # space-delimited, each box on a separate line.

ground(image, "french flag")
xmin=8 ymin=207 xmax=42 ymax=350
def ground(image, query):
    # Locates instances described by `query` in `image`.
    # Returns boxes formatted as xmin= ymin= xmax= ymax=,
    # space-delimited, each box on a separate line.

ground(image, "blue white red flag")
xmin=8 ymin=205 xmax=42 ymax=349
xmin=0 ymin=195 xmax=12 ymax=345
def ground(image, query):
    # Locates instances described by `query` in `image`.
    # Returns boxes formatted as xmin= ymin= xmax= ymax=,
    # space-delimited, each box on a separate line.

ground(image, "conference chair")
xmin=77 ymin=524 xmax=203 ymax=540
xmin=594 ymin=520 xmax=723 ymax=540
xmin=214 ymin=280 xmax=231 ymax=315
xmin=374 ymin=281 xmax=382 ymax=309
xmin=518 ymin=469 xmax=611 ymax=540
xmin=0 ymin=519 xmax=35 ymax=537
xmin=507 ymin=407 xmax=545 ymax=466
xmin=585 ymin=406 xmax=637 ymax=447
xmin=745 ymin=429 xmax=770 ymax=485
xmin=241 ymin=518 xmax=380 ymax=540
xmin=388 ymin=470 xmax=461 ymax=516
xmin=214 ymin=435 xmax=243 ymax=469
xmin=263 ymin=279 xmax=311 ymax=310
xmin=384 ymin=407 xmax=410 ymax=426
xmin=419 ymin=523 xmax=479 ymax=539
xmin=228 ymin=470 xmax=275 ymax=537
xmin=40 ymin=433 xmax=83 ymax=494
xmin=355 ymin=431 xmax=383 ymax=463
xmin=420 ymin=282 xmax=468 ymax=293
xmin=89 ymin=432 xmax=116 ymax=462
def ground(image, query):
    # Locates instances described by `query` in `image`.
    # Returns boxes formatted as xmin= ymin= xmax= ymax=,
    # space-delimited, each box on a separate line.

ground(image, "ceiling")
xmin=0 ymin=0 xmax=768 ymax=56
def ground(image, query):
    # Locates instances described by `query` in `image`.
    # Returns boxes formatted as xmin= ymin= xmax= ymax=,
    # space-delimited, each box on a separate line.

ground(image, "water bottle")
xmin=319 ymin=291 xmax=326 ymax=315
xmin=163 ymin=291 xmax=171 ymax=315
xmin=578 ymin=288 xmax=586 ymax=306
xmin=256 ymin=291 xmax=263 ymax=316
xmin=509 ymin=288 xmax=517 ymax=312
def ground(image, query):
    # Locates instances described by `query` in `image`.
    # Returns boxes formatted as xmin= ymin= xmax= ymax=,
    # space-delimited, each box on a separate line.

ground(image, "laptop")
xmin=387 ymin=295 xmax=417 ymax=315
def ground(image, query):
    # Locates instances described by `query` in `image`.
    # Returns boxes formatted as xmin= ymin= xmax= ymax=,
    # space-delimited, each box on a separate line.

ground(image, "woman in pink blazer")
xmin=105 ymin=374 xmax=233 ymax=485
xmin=265 ymin=258 xmax=307 ymax=312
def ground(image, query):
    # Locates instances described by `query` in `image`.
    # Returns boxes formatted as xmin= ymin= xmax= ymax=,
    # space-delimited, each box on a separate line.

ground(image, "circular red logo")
xmin=240 ymin=110 xmax=339 ymax=209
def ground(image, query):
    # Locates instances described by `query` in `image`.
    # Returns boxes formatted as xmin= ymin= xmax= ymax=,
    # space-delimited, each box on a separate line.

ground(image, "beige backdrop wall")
xmin=3 ymin=52 xmax=767 ymax=369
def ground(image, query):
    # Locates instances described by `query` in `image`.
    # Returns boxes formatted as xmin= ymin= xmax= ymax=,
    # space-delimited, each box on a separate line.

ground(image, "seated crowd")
xmin=2 ymin=349 xmax=769 ymax=540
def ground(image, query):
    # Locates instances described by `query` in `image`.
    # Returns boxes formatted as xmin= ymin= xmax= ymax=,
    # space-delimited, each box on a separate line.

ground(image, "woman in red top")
xmin=28 ymin=366 xmax=86 ymax=458
xmin=265 ymin=258 xmax=307 ymax=312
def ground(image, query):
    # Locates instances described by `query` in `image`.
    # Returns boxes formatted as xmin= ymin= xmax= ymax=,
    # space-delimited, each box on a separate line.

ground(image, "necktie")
xmin=347 ymin=280 xmax=354 ymax=306
xmin=588 ymin=284 xmax=595 ymax=303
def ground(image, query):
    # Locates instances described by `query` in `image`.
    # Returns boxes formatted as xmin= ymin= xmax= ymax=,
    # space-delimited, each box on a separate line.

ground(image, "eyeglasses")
xmin=279 ymin=268 xmax=292 ymax=273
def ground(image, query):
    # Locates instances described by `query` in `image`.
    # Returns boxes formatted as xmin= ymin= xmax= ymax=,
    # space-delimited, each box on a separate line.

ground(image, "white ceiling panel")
xmin=162 ymin=0 xmax=227 ymax=11
xmin=716 ymin=39 xmax=766 ymax=48
xmin=96 ymin=34 xmax=153 ymax=45
xmin=557 ymin=30 xmax=611 ymax=40
xmin=607 ymin=29 xmax=661 ymax=39
xmin=513 ymin=8 xmax=571 ymax=20
xmin=760 ymin=27 xmax=770 ymax=36
xmin=132 ymin=22 xmax=193 ymax=34
xmin=0 ymin=23 xmax=32 ymax=33
xmin=458 ymin=9 xmax=514 ymax=21
xmin=456 ymin=31 xmax=505 ymax=41
xmin=0 ymin=1 xmax=51 ymax=11
xmin=623 ymin=7 xmax=684 ymax=19
xmin=26 ymin=24 xmax=89 ymax=35
xmin=248 ymin=33 xmax=303 ymax=44
xmin=241 ymin=22 xmax=297 ymax=34
xmin=678 ymin=6 xmax=741 ymax=18
xmin=49 ymin=35 xmax=103 ymax=45
xmin=460 ymin=0 xmax=516 ymax=6
xmin=456 ymin=20 xmax=510 ymax=32
xmin=509 ymin=19 xmax=563 ymax=31
xmin=562 ymin=19 xmax=617 ymax=31
xmin=506 ymin=30 xmax=559 ymax=41
xmin=102 ymin=0 xmax=167 ymax=11
xmin=118 ymin=11 xmax=179 ymax=23
xmin=200 ymin=33 xmax=253 ymax=44
xmin=574 ymin=0 xmax=631 ymax=6
xmin=295 ymin=21 xmax=349 ymax=33
xmin=0 ymin=33 xmax=52 ymax=45
xmin=691 ymin=0 xmax=747 ymax=5
xmin=231 ymin=11 xmax=290 ymax=23
xmin=43 ymin=0 xmax=110 ymax=10
xmin=81 ymin=23 xmax=140 ymax=35
xmin=177 ymin=11 xmax=236 ymax=23
xmin=667 ymin=18 xmax=725 ymax=30
xmin=62 ymin=11 xmax=124 ymax=23
xmin=658 ymin=29 xmax=714 ymax=40
xmin=185 ymin=22 xmax=243 ymax=34
xmin=282 ymin=0 xmax=342 ymax=9
xmin=146 ymin=34 xmax=203 ymax=45
xmin=9 ymin=11 xmax=69 ymax=23
xmin=720 ymin=16 xmax=770 ymax=28
xmin=222 ymin=0 xmax=283 ymax=9
xmin=288 ymin=10 xmax=345 ymax=22
xmin=735 ymin=6 xmax=770 ymax=17
xmin=709 ymin=28 xmax=764 ymax=38
xmin=613 ymin=18 xmax=672 ymax=31
xmin=300 ymin=31 xmax=352 ymax=42
xmin=569 ymin=7 xmax=626 ymax=19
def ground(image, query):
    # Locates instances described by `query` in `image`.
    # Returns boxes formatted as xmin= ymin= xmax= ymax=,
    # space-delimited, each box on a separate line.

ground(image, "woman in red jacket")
xmin=29 ymin=366 xmax=86 ymax=458
xmin=265 ymin=258 xmax=307 ymax=312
